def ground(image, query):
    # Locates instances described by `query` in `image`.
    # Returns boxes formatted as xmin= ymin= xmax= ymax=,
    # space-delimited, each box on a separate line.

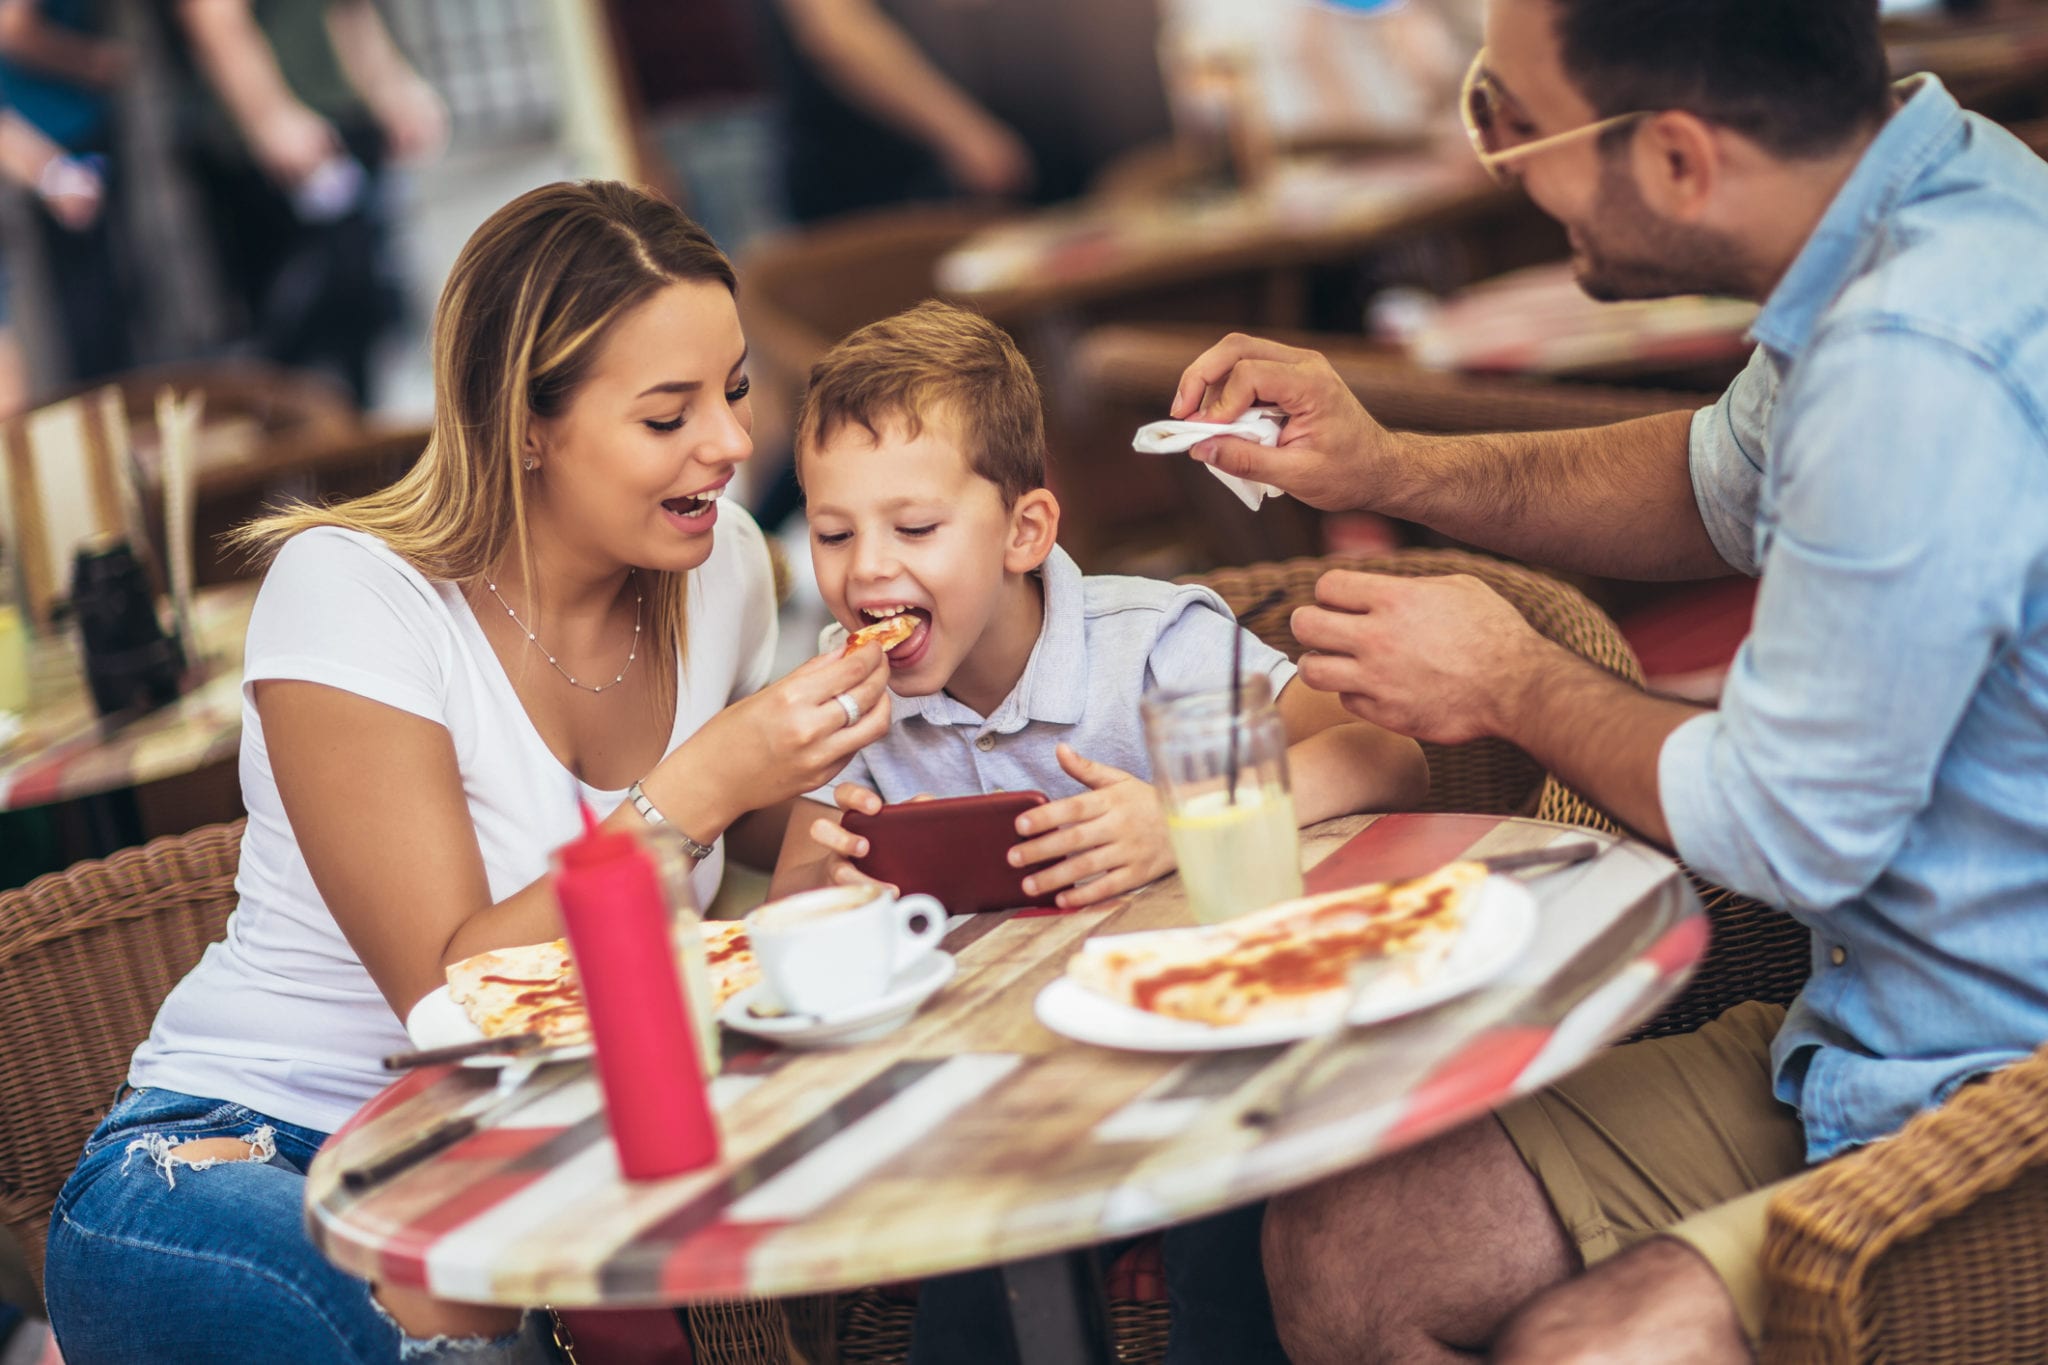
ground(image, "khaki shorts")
xmin=1494 ymin=1000 xmax=1808 ymax=1341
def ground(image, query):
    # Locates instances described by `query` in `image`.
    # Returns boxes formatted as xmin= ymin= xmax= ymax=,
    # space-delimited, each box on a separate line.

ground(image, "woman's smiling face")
xmin=526 ymin=279 xmax=754 ymax=575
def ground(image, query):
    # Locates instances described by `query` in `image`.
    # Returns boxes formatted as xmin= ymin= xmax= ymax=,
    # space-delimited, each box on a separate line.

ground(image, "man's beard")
xmin=1569 ymin=154 xmax=1758 ymax=302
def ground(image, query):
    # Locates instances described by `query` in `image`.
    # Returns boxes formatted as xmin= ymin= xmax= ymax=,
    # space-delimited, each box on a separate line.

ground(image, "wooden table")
xmin=937 ymin=153 xmax=1512 ymax=326
xmin=306 ymin=811 xmax=1704 ymax=1362
xmin=0 ymin=583 xmax=256 ymax=844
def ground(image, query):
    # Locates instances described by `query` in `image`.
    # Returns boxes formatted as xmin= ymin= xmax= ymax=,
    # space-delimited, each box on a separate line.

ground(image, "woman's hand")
xmin=1007 ymin=744 xmax=1175 ymax=909
xmin=662 ymin=643 xmax=892 ymax=833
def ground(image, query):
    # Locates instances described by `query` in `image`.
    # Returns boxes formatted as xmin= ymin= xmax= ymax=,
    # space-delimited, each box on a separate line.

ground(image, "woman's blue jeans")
xmin=44 ymin=1086 xmax=564 ymax=1364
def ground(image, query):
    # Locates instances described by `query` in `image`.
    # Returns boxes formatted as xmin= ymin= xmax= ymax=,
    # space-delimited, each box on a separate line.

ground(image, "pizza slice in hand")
xmin=842 ymin=611 xmax=918 ymax=657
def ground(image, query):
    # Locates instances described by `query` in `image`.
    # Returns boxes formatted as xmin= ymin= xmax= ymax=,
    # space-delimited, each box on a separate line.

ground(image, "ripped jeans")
xmin=44 ymin=1087 xmax=566 ymax=1364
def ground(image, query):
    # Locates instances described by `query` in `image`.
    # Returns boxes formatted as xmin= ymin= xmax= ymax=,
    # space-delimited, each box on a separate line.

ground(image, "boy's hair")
xmin=795 ymin=299 xmax=1047 ymax=506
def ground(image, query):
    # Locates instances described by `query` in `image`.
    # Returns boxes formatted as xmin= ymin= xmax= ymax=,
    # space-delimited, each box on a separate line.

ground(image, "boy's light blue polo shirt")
xmin=1657 ymin=76 xmax=2048 ymax=1161
xmin=809 ymin=546 xmax=1297 ymax=805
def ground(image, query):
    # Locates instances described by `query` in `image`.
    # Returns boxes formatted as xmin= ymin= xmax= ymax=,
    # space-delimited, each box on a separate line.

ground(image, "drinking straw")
xmin=1227 ymin=590 xmax=1287 ymax=806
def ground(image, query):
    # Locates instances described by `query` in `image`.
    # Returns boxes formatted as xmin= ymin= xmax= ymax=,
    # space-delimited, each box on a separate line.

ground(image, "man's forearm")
xmin=1384 ymin=411 xmax=1732 ymax=581
xmin=326 ymin=0 xmax=419 ymax=105
xmin=178 ymin=0 xmax=306 ymax=144
xmin=0 ymin=2 xmax=118 ymax=87
xmin=777 ymin=0 xmax=1000 ymax=165
xmin=1499 ymin=644 xmax=1703 ymax=848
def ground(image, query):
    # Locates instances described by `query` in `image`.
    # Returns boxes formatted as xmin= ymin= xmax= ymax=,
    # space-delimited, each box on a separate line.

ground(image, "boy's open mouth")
xmin=859 ymin=604 xmax=932 ymax=665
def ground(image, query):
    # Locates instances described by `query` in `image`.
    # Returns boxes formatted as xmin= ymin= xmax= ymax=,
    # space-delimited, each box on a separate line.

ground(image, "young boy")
xmin=771 ymin=299 xmax=1427 ymax=905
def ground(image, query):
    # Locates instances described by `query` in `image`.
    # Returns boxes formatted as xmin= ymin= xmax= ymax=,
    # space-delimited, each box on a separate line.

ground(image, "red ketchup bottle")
xmin=553 ymin=805 xmax=719 ymax=1178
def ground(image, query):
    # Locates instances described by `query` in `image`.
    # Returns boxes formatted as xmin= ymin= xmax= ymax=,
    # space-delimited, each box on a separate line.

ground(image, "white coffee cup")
xmin=746 ymin=884 xmax=947 ymax=1017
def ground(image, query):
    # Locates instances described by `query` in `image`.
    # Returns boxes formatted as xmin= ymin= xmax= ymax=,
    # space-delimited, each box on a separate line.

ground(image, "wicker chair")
xmin=0 ymin=828 xmax=800 ymax=1363
xmin=0 ymin=819 xmax=247 ymax=1290
xmin=1192 ymin=547 xmax=1643 ymax=834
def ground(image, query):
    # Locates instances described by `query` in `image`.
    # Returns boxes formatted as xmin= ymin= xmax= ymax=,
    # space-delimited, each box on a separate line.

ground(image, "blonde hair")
xmin=232 ymin=181 xmax=736 ymax=709
xmin=794 ymin=299 xmax=1046 ymax=506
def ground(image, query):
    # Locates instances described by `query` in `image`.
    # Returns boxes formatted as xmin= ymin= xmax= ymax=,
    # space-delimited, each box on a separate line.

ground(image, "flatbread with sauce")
xmin=842 ymin=612 xmax=917 ymax=656
xmin=1066 ymin=862 xmax=1487 ymax=1027
xmin=447 ymin=920 xmax=760 ymax=1045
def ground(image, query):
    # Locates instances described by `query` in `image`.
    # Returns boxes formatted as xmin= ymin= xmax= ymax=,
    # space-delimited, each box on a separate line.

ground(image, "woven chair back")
xmin=0 ymin=820 xmax=244 ymax=1293
xmin=1191 ymin=548 xmax=1643 ymax=831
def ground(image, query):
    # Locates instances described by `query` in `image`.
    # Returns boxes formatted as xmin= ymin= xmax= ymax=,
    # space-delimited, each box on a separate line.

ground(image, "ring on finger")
xmin=833 ymin=691 xmax=862 ymax=727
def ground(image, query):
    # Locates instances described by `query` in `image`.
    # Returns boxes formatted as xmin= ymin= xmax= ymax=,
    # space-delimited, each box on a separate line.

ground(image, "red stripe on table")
xmin=5 ymin=739 xmax=98 ymax=807
xmin=1303 ymin=814 xmax=1503 ymax=894
xmin=1642 ymin=914 xmax=1710 ymax=977
xmin=1383 ymin=1025 xmax=1552 ymax=1147
xmin=369 ymin=1122 xmax=589 ymax=1288
xmin=657 ymin=1219 xmax=792 ymax=1300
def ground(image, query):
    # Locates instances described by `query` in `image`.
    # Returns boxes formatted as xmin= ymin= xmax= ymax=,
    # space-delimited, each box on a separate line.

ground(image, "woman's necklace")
xmin=483 ymin=571 xmax=642 ymax=694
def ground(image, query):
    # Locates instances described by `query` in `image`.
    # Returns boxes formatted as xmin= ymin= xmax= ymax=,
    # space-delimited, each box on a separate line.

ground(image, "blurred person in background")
xmin=0 ymin=0 xmax=135 ymax=384
xmin=759 ymin=0 xmax=1171 ymax=221
xmin=608 ymin=0 xmax=787 ymax=256
xmin=1160 ymin=0 xmax=1483 ymax=155
xmin=167 ymin=0 xmax=447 ymax=406
xmin=0 ymin=103 xmax=105 ymax=412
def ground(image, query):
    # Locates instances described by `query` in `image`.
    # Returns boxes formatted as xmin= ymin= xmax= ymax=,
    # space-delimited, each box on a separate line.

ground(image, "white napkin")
xmin=1132 ymin=407 xmax=1288 ymax=510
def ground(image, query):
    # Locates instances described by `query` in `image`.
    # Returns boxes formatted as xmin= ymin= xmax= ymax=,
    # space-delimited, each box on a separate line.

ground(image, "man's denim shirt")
xmin=1659 ymin=77 xmax=2048 ymax=1161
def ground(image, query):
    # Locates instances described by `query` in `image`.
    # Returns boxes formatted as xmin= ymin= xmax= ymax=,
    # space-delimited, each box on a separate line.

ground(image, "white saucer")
xmin=719 ymin=951 xmax=957 ymax=1050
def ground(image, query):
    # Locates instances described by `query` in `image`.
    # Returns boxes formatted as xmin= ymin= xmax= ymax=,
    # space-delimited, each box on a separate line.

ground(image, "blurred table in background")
xmin=939 ymin=152 xmax=1517 ymax=329
xmin=1887 ymin=5 xmax=2048 ymax=113
xmin=0 ymin=582 xmax=256 ymax=858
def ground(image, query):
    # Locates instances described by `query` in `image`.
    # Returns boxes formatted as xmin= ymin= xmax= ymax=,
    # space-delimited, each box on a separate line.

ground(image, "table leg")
xmin=998 ymin=1248 xmax=1116 ymax=1365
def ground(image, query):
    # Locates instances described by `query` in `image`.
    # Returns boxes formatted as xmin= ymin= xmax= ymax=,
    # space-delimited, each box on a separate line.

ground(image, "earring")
xmin=523 ymin=457 xmax=538 ymax=472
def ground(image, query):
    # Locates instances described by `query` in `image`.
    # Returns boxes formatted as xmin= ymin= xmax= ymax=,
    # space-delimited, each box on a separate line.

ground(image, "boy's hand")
xmin=807 ymin=784 xmax=896 ymax=891
xmin=1009 ymin=744 xmax=1174 ymax=909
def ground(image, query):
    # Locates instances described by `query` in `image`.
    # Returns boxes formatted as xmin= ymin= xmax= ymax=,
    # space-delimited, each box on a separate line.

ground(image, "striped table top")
xmin=0 ymin=582 xmax=256 ymax=812
xmin=305 ymin=812 xmax=1703 ymax=1307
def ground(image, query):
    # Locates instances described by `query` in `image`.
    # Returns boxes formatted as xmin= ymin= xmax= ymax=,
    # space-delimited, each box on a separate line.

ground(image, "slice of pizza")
xmin=1067 ymin=861 xmax=1487 ymax=1027
xmin=447 ymin=921 xmax=762 ymax=1045
xmin=841 ymin=611 xmax=918 ymax=656
xmin=446 ymin=938 xmax=591 ymax=1046
xmin=701 ymin=918 xmax=761 ymax=1007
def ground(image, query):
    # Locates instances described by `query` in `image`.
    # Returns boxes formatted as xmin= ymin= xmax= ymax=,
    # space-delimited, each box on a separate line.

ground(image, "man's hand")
xmin=1169 ymin=333 xmax=1407 ymax=512
xmin=249 ymin=100 xmax=339 ymax=188
xmin=1009 ymin=745 xmax=1175 ymax=909
xmin=1291 ymin=571 xmax=1557 ymax=745
xmin=939 ymin=115 xmax=1033 ymax=197
xmin=370 ymin=73 xmax=449 ymax=163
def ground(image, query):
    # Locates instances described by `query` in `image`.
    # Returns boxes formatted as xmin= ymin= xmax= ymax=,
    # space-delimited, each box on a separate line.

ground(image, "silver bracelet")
xmin=628 ymin=780 xmax=714 ymax=862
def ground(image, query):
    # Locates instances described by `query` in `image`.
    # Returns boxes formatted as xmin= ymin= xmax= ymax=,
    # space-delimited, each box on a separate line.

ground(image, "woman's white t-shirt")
xmin=128 ymin=511 xmax=778 ymax=1134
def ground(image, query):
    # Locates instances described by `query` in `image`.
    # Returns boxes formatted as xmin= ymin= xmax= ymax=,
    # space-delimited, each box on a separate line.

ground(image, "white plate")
xmin=720 ymin=951 xmax=956 ymax=1050
xmin=1033 ymin=876 xmax=1537 ymax=1053
xmin=404 ymin=987 xmax=595 ymax=1067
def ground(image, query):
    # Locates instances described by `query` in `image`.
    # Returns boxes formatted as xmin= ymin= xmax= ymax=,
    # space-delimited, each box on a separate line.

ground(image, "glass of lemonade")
xmin=1142 ymin=676 xmax=1304 ymax=924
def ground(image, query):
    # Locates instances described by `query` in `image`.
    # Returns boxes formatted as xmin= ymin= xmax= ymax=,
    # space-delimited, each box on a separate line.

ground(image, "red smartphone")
xmin=842 ymin=791 xmax=1062 ymax=914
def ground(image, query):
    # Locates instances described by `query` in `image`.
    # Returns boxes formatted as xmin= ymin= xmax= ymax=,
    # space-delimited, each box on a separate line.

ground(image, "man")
xmin=1173 ymin=0 xmax=2048 ymax=1360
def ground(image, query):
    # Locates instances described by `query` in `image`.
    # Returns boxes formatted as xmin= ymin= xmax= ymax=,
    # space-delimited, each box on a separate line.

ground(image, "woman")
xmin=42 ymin=181 xmax=891 ymax=1362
